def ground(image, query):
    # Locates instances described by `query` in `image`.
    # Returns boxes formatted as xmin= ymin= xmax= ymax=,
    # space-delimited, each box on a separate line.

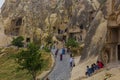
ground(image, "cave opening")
xmin=16 ymin=17 xmax=22 ymax=26
xmin=26 ymin=37 xmax=31 ymax=43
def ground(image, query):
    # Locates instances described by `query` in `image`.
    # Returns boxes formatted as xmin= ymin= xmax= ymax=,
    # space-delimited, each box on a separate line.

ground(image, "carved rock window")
xmin=16 ymin=17 xmax=22 ymax=26
xmin=26 ymin=37 xmax=30 ymax=42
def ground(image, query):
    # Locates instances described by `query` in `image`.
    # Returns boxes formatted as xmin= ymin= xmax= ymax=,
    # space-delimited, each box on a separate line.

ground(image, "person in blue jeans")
xmin=93 ymin=63 xmax=99 ymax=70
xmin=85 ymin=66 xmax=92 ymax=77
xmin=62 ymin=48 xmax=65 ymax=55
xmin=69 ymin=57 xmax=73 ymax=67
xmin=91 ymin=64 xmax=95 ymax=73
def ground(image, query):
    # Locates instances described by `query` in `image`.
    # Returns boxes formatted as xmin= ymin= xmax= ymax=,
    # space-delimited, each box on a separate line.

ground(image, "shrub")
xmin=12 ymin=36 xmax=24 ymax=47
xmin=65 ymin=38 xmax=79 ymax=48
xmin=44 ymin=46 xmax=51 ymax=52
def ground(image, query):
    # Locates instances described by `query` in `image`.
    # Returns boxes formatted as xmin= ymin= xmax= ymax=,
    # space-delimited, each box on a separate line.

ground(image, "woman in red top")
xmin=97 ymin=61 xmax=104 ymax=68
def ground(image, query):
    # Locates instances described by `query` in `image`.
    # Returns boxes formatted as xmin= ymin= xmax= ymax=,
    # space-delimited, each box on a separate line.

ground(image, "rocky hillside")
xmin=0 ymin=0 xmax=96 ymax=46
xmin=0 ymin=0 xmax=120 ymax=80
xmin=0 ymin=0 xmax=113 ymax=60
xmin=80 ymin=0 xmax=120 ymax=61
xmin=0 ymin=0 xmax=119 ymax=61
xmin=71 ymin=0 xmax=120 ymax=79
xmin=80 ymin=0 xmax=107 ymax=61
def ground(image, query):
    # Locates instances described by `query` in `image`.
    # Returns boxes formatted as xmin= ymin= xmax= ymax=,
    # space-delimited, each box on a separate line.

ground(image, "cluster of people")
xmin=52 ymin=45 xmax=67 ymax=61
xmin=85 ymin=61 xmax=104 ymax=77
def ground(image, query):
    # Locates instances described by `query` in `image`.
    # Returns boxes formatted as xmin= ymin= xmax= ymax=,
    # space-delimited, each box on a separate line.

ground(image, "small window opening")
xmin=16 ymin=18 xmax=22 ymax=26
xmin=26 ymin=38 xmax=30 ymax=42
xmin=80 ymin=24 xmax=83 ymax=29
xmin=53 ymin=26 xmax=56 ymax=30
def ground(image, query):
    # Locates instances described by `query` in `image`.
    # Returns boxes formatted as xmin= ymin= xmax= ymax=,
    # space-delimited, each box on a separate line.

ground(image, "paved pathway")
xmin=48 ymin=49 xmax=71 ymax=80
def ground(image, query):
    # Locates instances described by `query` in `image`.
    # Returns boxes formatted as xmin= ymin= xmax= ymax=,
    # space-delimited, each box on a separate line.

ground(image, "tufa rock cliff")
xmin=0 ymin=0 xmax=95 ymax=46
xmin=1 ymin=0 xmax=120 ymax=64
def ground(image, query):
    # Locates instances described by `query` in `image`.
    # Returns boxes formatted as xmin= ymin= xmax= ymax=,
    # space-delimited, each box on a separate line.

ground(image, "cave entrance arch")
xmin=102 ymin=48 xmax=110 ymax=64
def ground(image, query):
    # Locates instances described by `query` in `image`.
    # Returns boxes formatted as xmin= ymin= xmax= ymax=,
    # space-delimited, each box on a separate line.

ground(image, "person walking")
xmin=60 ymin=53 xmax=63 ymax=61
xmin=73 ymin=57 xmax=75 ymax=67
xmin=55 ymin=49 xmax=59 ymax=58
xmin=69 ymin=57 xmax=73 ymax=67
xmin=62 ymin=47 xmax=65 ymax=55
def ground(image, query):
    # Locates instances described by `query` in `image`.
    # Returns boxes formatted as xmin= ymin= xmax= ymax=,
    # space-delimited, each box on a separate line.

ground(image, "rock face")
xmin=0 ymin=13 xmax=12 ymax=47
xmin=71 ymin=1 xmax=120 ymax=79
xmin=80 ymin=0 xmax=120 ymax=64
xmin=1 ymin=0 xmax=49 ymax=43
xmin=0 ymin=0 xmax=95 ymax=45
xmin=80 ymin=0 xmax=108 ymax=61
xmin=1 ymin=0 xmax=120 ymax=79
xmin=1 ymin=0 xmax=119 ymax=64
xmin=101 ymin=0 xmax=120 ymax=64
xmin=71 ymin=1 xmax=120 ymax=80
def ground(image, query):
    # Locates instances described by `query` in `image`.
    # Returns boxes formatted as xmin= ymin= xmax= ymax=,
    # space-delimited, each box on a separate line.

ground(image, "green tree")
xmin=12 ymin=36 xmax=24 ymax=47
xmin=43 ymin=46 xmax=51 ymax=52
xmin=65 ymin=38 xmax=78 ymax=48
xmin=16 ymin=43 xmax=43 ymax=80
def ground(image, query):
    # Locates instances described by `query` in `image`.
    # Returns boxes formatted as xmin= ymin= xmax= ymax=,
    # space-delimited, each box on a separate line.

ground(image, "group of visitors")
xmin=52 ymin=45 xmax=67 ymax=61
xmin=51 ymin=42 xmax=75 ymax=68
xmin=85 ymin=61 xmax=104 ymax=77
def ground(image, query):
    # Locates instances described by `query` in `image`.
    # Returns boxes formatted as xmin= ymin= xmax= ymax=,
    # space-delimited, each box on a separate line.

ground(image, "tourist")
xmin=91 ymin=64 xmax=95 ymax=74
xmin=55 ymin=49 xmax=59 ymax=58
xmin=60 ymin=53 xmax=63 ymax=61
xmin=99 ymin=61 xmax=104 ymax=67
xmin=97 ymin=61 xmax=104 ymax=69
xmin=85 ymin=61 xmax=104 ymax=77
xmin=62 ymin=47 xmax=65 ymax=55
xmin=93 ymin=63 xmax=99 ymax=70
xmin=85 ymin=66 xmax=92 ymax=77
xmin=73 ymin=57 xmax=75 ymax=67
xmin=65 ymin=47 xmax=67 ymax=54
xmin=69 ymin=57 xmax=73 ymax=67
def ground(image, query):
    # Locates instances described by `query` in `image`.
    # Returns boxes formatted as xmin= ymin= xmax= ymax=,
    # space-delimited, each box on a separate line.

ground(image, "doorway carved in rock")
xmin=101 ymin=48 xmax=110 ymax=64
xmin=118 ymin=45 xmax=120 ymax=60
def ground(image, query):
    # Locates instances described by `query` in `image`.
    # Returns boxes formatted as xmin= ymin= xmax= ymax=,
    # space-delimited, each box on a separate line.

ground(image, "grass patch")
xmin=37 ymin=50 xmax=52 ymax=75
xmin=0 ymin=48 xmax=52 ymax=80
